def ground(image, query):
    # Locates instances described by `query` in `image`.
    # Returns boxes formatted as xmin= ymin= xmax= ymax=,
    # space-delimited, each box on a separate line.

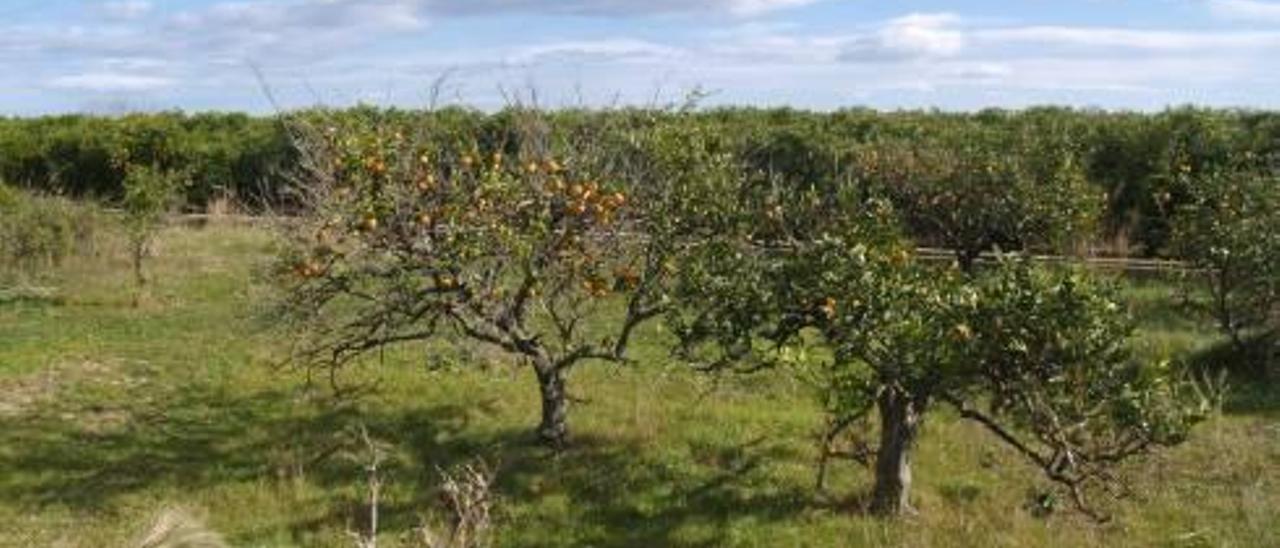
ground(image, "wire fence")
xmin=168 ymin=213 xmax=1195 ymax=275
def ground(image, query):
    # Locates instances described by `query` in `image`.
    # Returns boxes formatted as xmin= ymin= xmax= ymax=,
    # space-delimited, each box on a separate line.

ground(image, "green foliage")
xmin=0 ymin=183 xmax=103 ymax=282
xmin=669 ymin=182 xmax=1211 ymax=516
xmin=1 ymin=224 xmax=1276 ymax=546
xmin=0 ymin=112 xmax=292 ymax=205
xmin=273 ymin=107 xmax=701 ymax=446
xmin=121 ymin=164 xmax=185 ymax=293
xmin=3 ymin=106 xmax=1280 ymax=257
xmin=123 ymin=165 xmax=184 ymax=234
xmin=956 ymin=263 xmax=1211 ymax=475
xmin=1166 ymin=167 xmax=1280 ymax=370
xmin=854 ymin=120 xmax=1100 ymax=268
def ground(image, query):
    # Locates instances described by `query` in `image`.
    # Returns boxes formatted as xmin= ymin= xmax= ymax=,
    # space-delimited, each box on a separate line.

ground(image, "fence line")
xmin=914 ymin=248 xmax=1192 ymax=273
xmin=168 ymin=214 xmax=1194 ymax=274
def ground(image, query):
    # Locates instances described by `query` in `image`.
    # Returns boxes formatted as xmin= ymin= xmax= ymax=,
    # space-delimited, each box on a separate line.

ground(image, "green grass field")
xmin=1 ymin=223 xmax=1277 ymax=547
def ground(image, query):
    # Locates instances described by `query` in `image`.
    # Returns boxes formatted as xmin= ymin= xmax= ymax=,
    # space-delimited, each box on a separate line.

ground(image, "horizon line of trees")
xmin=2 ymin=105 xmax=1278 ymax=257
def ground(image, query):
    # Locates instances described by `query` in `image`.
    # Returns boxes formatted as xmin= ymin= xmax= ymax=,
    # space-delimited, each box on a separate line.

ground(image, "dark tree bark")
xmin=534 ymin=363 xmax=569 ymax=448
xmin=131 ymin=239 xmax=147 ymax=308
xmin=869 ymin=388 xmax=922 ymax=516
xmin=955 ymin=247 xmax=982 ymax=274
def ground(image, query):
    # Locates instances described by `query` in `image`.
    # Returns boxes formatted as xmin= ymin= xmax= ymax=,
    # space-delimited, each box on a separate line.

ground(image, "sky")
xmin=4 ymin=0 xmax=1280 ymax=114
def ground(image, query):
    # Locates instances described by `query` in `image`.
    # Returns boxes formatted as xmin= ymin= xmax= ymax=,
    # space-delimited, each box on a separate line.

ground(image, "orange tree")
xmin=120 ymin=163 xmax=185 ymax=302
xmin=855 ymin=120 xmax=1099 ymax=271
xmin=111 ymin=116 xmax=191 ymax=297
xmin=1164 ymin=164 xmax=1280 ymax=374
xmin=271 ymin=107 xmax=729 ymax=447
xmin=669 ymin=189 xmax=1212 ymax=518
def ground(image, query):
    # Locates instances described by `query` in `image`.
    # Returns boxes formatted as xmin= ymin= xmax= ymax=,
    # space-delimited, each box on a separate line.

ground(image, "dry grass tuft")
xmin=134 ymin=507 xmax=227 ymax=548
xmin=414 ymin=460 xmax=497 ymax=548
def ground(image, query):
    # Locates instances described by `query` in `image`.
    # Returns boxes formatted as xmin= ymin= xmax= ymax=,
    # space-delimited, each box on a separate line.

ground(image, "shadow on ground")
xmin=0 ymin=377 xmax=825 ymax=546
xmin=1186 ymin=333 xmax=1279 ymax=416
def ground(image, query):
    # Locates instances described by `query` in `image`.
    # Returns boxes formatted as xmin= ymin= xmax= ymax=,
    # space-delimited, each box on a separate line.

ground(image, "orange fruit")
xmin=820 ymin=297 xmax=837 ymax=320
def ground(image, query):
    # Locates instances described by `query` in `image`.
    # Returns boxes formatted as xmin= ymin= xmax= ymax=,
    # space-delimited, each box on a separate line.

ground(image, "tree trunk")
xmin=131 ymin=240 xmax=146 ymax=308
xmin=869 ymin=388 xmax=921 ymax=516
xmin=534 ymin=364 xmax=569 ymax=448
xmin=955 ymin=248 xmax=980 ymax=274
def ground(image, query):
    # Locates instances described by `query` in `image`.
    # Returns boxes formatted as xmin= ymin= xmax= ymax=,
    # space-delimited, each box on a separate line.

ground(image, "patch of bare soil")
xmin=0 ymin=359 xmax=149 ymax=434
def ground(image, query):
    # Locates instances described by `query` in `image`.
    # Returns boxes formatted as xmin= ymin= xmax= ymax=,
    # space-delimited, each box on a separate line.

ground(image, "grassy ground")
xmin=1 ymin=223 xmax=1277 ymax=547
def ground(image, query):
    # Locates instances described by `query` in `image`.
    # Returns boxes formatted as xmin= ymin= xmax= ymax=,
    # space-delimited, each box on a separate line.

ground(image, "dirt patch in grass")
xmin=0 ymin=359 xmax=148 ymax=433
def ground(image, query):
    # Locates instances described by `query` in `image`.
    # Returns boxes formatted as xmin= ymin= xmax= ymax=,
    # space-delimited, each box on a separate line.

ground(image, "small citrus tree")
xmin=273 ymin=107 xmax=720 ymax=447
xmin=1165 ymin=165 xmax=1280 ymax=372
xmin=670 ymin=193 xmax=1212 ymax=518
xmin=121 ymin=163 xmax=185 ymax=303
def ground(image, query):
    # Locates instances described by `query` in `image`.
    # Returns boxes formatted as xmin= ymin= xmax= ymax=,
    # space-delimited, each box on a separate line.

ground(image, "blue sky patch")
xmin=4 ymin=0 xmax=1280 ymax=113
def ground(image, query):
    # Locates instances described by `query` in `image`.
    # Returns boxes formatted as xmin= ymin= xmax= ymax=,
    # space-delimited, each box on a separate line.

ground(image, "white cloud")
xmin=102 ymin=57 xmax=168 ymax=71
xmin=1208 ymin=0 xmax=1280 ymax=23
xmin=425 ymin=0 xmax=821 ymax=17
xmin=171 ymin=0 xmax=426 ymax=36
xmin=509 ymin=40 xmax=683 ymax=64
xmin=833 ymin=13 xmax=1280 ymax=65
xmin=710 ymin=34 xmax=845 ymax=64
xmin=840 ymin=13 xmax=966 ymax=62
xmin=946 ymin=62 xmax=1013 ymax=81
xmin=5 ymin=2 xmax=1280 ymax=113
xmin=102 ymin=1 xmax=153 ymax=19
xmin=977 ymin=26 xmax=1280 ymax=51
xmin=682 ymin=12 xmax=1278 ymax=107
xmin=47 ymin=72 xmax=175 ymax=92
xmin=726 ymin=0 xmax=820 ymax=16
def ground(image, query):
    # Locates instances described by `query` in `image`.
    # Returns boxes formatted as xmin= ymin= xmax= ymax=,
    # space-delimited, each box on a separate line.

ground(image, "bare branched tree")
xmin=271 ymin=104 xmax=713 ymax=447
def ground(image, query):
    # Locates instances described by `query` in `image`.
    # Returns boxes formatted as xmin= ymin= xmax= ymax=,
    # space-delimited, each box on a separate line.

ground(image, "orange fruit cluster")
xmin=293 ymin=260 xmax=325 ymax=279
xmin=415 ymin=173 xmax=438 ymax=192
xmin=364 ymin=157 xmax=388 ymax=176
xmin=819 ymin=297 xmax=837 ymax=320
xmin=581 ymin=276 xmax=610 ymax=298
xmin=434 ymin=273 xmax=458 ymax=290
xmin=613 ymin=266 xmax=640 ymax=290
xmin=558 ymin=180 xmax=626 ymax=223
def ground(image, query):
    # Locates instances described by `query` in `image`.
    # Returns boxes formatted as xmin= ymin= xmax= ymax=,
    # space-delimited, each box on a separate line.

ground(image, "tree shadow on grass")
xmin=404 ymin=433 xmax=823 ymax=548
xmin=1186 ymin=332 xmax=1279 ymax=416
xmin=351 ymin=419 xmax=827 ymax=547
xmin=0 ymin=383 xmax=364 ymax=509
xmin=0 ymin=381 xmax=826 ymax=546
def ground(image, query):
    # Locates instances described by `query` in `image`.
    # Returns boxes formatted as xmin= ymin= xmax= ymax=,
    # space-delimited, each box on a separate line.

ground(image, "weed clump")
xmin=0 ymin=183 xmax=104 ymax=283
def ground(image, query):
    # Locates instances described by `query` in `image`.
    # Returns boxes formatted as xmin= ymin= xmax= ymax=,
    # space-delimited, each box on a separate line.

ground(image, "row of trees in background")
xmin=4 ymin=105 xmax=1280 ymax=257
xmin=0 ymin=112 xmax=292 ymax=206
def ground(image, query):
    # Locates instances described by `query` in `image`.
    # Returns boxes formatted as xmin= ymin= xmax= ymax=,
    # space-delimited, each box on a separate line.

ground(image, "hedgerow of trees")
xmin=5 ymin=106 xmax=1280 ymax=257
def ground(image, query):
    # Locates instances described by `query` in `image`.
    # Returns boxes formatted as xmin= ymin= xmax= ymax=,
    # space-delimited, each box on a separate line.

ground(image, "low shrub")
xmin=0 ymin=183 xmax=105 ymax=281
